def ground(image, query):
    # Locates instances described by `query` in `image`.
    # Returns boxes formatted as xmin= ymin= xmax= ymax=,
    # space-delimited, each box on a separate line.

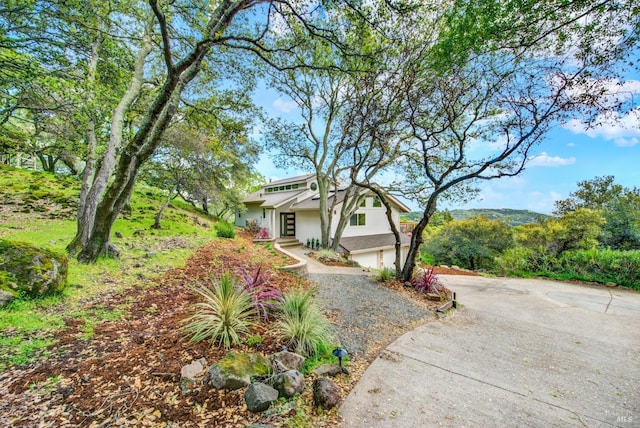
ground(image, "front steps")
xmin=276 ymin=238 xmax=302 ymax=248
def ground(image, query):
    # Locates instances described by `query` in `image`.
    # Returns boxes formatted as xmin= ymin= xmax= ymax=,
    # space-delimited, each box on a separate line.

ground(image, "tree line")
xmin=422 ymin=176 xmax=640 ymax=288
xmin=1 ymin=1 xmax=639 ymax=282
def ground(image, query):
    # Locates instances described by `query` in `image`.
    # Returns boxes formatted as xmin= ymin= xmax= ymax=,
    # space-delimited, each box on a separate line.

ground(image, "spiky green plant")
xmin=376 ymin=267 xmax=396 ymax=282
xmin=274 ymin=289 xmax=332 ymax=357
xmin=182 ymin=274 xmax=256 ymax=349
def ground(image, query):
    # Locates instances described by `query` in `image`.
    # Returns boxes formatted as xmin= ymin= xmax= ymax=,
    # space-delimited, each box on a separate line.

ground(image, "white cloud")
xmin=563 ymin=108 xmax=640 ymax=147
xmin=566 ymin=142 xmax=576 ymax=147
xmin=526 ymin=152 xmax=576 ymax=167
xmin=273 ymin=98 xmax=298 ymax=113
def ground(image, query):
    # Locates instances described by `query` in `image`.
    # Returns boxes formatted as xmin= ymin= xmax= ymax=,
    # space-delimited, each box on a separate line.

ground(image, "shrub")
xmin=495 ymin=247 xmax=535 ymax=276
xmin=274 ymin=290 xmax=333 ymax=357
xmin=316 ymin=249 xmax=339 ymax=260
xmin=182 ymin=274 xmax=256 ymax=349
xmin=255 ymin=228 xmax=270 ymax=240
xmin=244 ymin=219 xmax=260 ymax=235
xmin=424 ymin=216 xmax=514 ymax=270
xmin=237 ymin=264 xmax=283 ymax=321
xmin=556 ymin=249 xmax=640 ymax=289
xmin=376 ymin=267 xmax=396 ymax=282
xmin=215 ymin=222 xmax=236 ymax=239
xmin=411 ymin=267 xmax=443 ymax=294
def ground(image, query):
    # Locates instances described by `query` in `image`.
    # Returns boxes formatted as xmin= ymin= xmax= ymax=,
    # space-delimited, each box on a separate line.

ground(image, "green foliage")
xmin=498 ymin=248 xmax=640 ymax=290
xmin=554 ymin=176 xmax=640 ymax=250
xmin=214 ymin=222 xmax=236 ymax=239
xmin=316 ymin=249 xmax=340 ymax=260
xmin=495 ymin=247 xmax=536 ymax=276
xmin=274 ymin=290 xmax=333 ymax=357
xmin=376 ymin=267 xmax=396 ymax=282
xmin=182 ymin=274 xmax=256 ymax=349
xmin=424 ymin=216 xmax=514 ymax=270
xmin=514 ymin=209 xmax=605 ymax=258
xmin=553 ymin=250 xmax=640 ymax=290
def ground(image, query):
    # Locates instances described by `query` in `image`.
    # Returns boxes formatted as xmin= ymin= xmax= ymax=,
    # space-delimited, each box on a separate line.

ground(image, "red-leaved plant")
xmin=237 ymin=264 xmax=283 ymax=321
xmin=255 ymin=228 xmax=270 ymax=239
xmin=411 ymin=268 xmax=443 ymax=294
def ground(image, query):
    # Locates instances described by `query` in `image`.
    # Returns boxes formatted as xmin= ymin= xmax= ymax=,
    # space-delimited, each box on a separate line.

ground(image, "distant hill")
xmin=402 ymin=208 xmax=551 ymax=227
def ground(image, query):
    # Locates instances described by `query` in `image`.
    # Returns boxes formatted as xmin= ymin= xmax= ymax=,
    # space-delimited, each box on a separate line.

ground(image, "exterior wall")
xmin=295 ymin=211 xmax=322 ymax=245
xmin=350 ymin=245 xmax=410 ymax=270
xmin=342 ymin=196 xmax=398 ymax=238
xmin=351 ymin=251 xmax=378 ymax=269
xmin=235 ymin=205 xmax=275 ymax=237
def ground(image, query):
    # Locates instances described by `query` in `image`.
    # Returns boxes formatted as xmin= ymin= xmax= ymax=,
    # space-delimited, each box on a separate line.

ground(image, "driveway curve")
xmin=340 ymin=276 xmax=640 ymax=427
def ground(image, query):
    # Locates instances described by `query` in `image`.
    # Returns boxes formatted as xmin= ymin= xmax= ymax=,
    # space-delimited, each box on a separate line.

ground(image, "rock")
xmin=606 ymin=282 xmax=617 ymax=288
xmin=273 ymin=370 xmax=305 ymax=398
xmin=244 ymin=382 xmax=279 ymax=413
xmin=0 ymin=289 xmax=14 ymax=307
xmin=115 ymin=231 xmax=123 ymax=238
xmin=0 ymin=240 xmax=68 ymax=298
xmin=205 ymin=352 xmax=270 ymax=391
xmin=426 ymin=293 xmax=441 ymax=301
xmin=311 ymin=364 xmax=342 ymax=377
xmin=313 ymin=377 xmax=341 ymax=410
xmin=181 ymin=357 xmax=207 ymax=382
xmin=270 ymin=350 xmax=305 ymax=373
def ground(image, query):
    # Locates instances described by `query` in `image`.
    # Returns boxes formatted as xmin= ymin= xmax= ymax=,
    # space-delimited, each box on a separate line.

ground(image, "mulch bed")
xmin=0 ymin=236 xmax=318 ymax=427
xmin=0 ymin=236 xmax=479 ymax=427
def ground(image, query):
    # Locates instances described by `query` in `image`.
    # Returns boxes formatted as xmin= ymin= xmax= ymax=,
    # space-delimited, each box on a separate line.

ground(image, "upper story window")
xmin=310 ymin=182 xmax=318 ymax=191
xmin=350 ymin=213 xmax=366 ymax=226
xmin=372 ymin=196 xmax=382 ymax=207
xmin=265 ymin=183 xmax=299 ymax=193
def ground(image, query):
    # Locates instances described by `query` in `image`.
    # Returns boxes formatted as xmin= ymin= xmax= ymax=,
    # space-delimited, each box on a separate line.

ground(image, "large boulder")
xmin=244 ymin=382 xmax=279 ymax=413
xmin=0 ymin=240 xmax=68 ymax=298
xmin=270 ymin=350 xmax=305 ymax=374
xmin=205 ymin=352 xmax=270 ymax=391
xmin=313 ymin=377 xmax=341 ymax=410
xmin=273 ymin=370 xmax=305 ymax=398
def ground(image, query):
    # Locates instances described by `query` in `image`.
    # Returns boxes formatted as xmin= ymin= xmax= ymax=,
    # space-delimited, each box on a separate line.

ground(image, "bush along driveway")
xmin=341 ymin=276 xmax=640 ymax=427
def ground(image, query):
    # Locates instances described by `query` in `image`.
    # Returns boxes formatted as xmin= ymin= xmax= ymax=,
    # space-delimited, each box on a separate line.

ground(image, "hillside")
xmin=402 ymin=208 xmax=550 ymax=227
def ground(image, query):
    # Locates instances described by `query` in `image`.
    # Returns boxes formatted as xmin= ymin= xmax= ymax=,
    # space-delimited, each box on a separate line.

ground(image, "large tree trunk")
xmin=68 ymin=28 xmax=152 ymax=257
xmin=401 ymin=199 xmax=438 ymax=282
xmin=329 ymin=185 xmax=362 ymax=252
xmin=317 ymin=173 xmax=332 ymax=249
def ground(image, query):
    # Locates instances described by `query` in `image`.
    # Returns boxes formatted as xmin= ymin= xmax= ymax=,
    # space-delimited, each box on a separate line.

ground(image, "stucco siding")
xmin=351 ymin=251 xmax=378 ymax=269
xmin=295 ymin=211 xmax=322 ymax=244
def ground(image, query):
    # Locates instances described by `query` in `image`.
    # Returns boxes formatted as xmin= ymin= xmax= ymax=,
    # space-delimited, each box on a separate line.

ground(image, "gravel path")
xmin=310 ymin=273 xmax=432 ymax=360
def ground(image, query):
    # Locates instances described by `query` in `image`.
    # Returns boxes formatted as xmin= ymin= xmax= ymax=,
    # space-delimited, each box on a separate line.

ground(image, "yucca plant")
xmin=274 ymin=289 xmax=332 ymax=357
xmin=182 ymin=273 xmax=256 ymax=349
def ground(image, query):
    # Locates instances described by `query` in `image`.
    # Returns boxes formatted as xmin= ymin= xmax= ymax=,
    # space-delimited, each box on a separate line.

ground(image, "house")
xmin=235 ymin=174 xmax=412 ymax=269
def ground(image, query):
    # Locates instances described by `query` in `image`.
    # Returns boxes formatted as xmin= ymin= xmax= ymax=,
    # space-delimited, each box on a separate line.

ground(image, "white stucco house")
xmin=235 ymin=174 xmax=412 ymax=270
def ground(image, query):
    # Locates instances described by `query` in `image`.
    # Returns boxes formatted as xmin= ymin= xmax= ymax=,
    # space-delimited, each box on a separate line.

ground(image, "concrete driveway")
xmin=340 ymin=276 xmax=640 ymax=427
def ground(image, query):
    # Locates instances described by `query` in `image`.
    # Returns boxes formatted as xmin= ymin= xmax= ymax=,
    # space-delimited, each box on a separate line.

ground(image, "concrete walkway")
xmin=340 ymin=276 xmax=640 ymax=427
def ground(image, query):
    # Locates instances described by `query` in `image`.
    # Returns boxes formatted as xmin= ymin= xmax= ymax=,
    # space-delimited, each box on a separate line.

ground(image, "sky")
xmin=250 ymin=79 xmax=640 ymax=215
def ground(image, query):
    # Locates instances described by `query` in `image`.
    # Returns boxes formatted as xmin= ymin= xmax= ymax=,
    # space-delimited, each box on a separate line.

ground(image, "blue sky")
xmin=251 ymin=80 xmax=640 ymax=215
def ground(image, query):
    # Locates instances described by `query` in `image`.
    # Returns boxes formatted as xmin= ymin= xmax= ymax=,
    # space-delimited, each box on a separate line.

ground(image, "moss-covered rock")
xmin=205 ymin=351 xmax=270 ymax=390
xmin=0 ymin=239 xmax=68 ymax=298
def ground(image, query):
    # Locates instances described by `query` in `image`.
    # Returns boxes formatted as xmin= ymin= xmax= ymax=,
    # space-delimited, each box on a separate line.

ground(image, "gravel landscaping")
xmin=311 ymin=273 xmax=433 ymax=360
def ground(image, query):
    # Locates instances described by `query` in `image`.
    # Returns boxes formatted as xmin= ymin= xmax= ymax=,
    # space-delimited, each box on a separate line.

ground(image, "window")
xmin=350 ymin=213 xmax=366 ymax=226
xmin=262 ymin=208 xmax=266 ymax=219
xmin=310 ymin=182 xmax=318 ymax=191
xmin=372 ymin=196 xmax=382 ymax=207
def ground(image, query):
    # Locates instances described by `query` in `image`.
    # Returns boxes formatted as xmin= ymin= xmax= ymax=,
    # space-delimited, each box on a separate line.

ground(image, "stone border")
xmin=274 ymin=242 xmax=308 ymax=277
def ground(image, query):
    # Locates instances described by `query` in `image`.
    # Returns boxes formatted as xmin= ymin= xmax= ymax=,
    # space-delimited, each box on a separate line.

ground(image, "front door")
xmin=279 ymin=213 xmax=296 ymax=237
